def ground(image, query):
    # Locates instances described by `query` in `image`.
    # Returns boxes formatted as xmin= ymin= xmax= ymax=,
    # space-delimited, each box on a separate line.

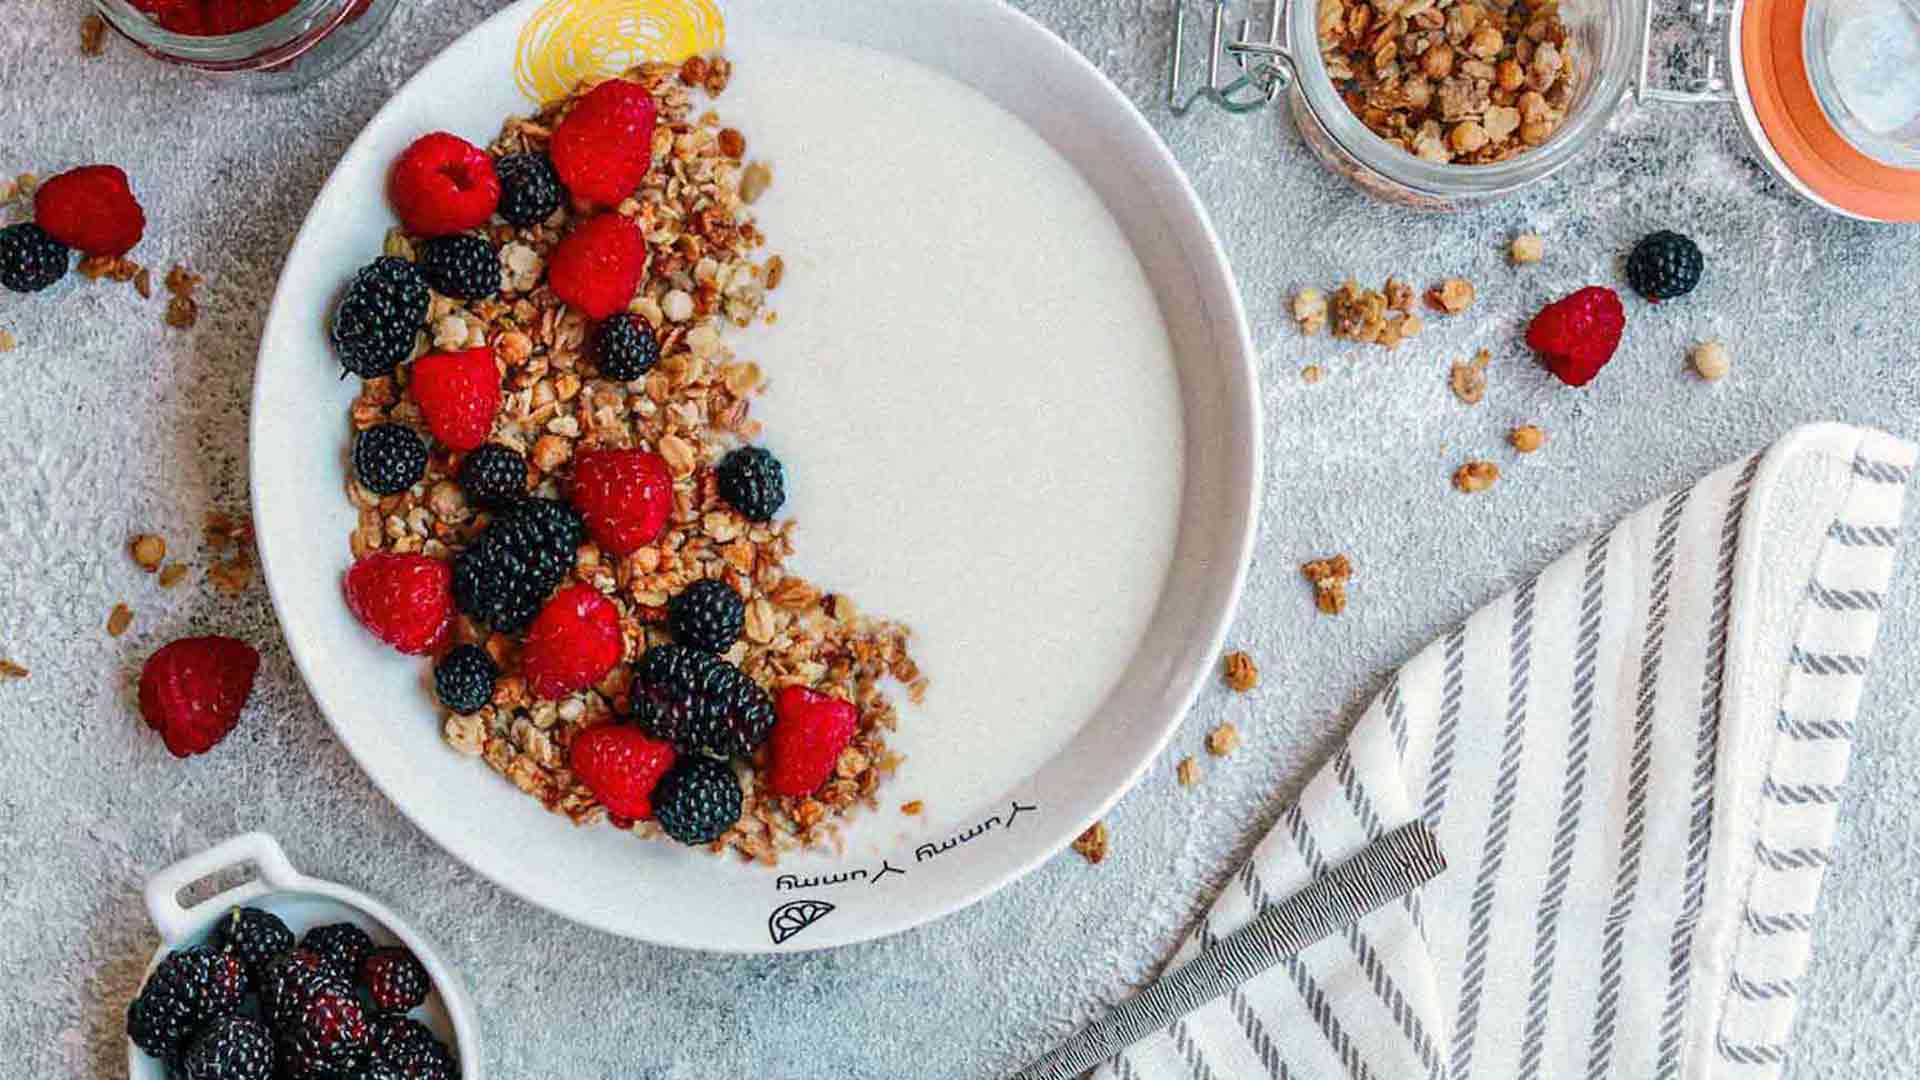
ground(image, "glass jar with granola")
xmin=92 ymin=0 xmax=399 ymax=90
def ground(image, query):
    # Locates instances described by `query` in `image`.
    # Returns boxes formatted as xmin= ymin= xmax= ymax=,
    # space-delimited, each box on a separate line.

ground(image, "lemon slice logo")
xmin=515 ymin=0 xmax=726 ymax=105
xmin=768 ymin=899 xmax=835 ymax=945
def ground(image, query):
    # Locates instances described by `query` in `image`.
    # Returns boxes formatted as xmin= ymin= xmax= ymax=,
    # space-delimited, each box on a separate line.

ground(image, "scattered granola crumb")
xmin=107 ymin=603 xmax=134 ymax=638
xmin=1177 ymin=756 xmax=1202 ymax=788
xmin=134 ymin=267 xmax=154 ymax=299
xmin=1222 ymin=650 xmax=1260 ymax=692
xmin=1510 ymin=424 xmax=1546 ymax=453
xmin=764 ymin=254 xmax=784 ymax=290
xmin=15 ymin=173 xmax=38 ymax=200
xmin=1453 ymin=460 xmax=1501 ymax=493
xmin=165 ymin=295 xmax=199 ymax=329
xmin=208 ymin=557 xmax=253 ymax=596
xmin=1206 ymin=723 xmax=1241 ymax=758
xmin=1302 ymin=363 xmax=1324 ymax=384
xmin=900 ymin=800 xmax=923 ymax=816
xmin=0 ymin=659 xmax=26 ymax=682
xmin=1691 ymin=339 xmax=1731 ymax=381
xmin=129 ymin=533 xmax=167 ymax=573
xmin=1449 ymin=349 xmax=1491 ymax=405
xmin=1301 ymin=554 xmax=1353 ymax=615
xmin=158 ymin=563 xmax=190 ymax=589
xmin=203 ymin=511 xmax=253 ymax=550
xmin=1426 ymin=278 xmax=1477 ymax=314
xmin=738 ymin=161 xmax=773 ymax=203
xmin=80 ymin=13 xmax=107 ymax=55
xmin=1292 ymin=287 xmax=1328 ymax=336
xmin=0 ymin=328 xmax=14 ymax=352
xmin=1072 ymin=821 xmax=1110 ymax=864
xmin=1510 ymin=232 xmax=1544 ymax=264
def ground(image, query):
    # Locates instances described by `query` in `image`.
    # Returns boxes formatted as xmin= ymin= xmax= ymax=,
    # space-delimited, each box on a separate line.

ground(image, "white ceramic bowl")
xmin=127 ymin=832 xmax=479 ymax=1079
xmin=250 ymin=0 xmax=1259 ymax=951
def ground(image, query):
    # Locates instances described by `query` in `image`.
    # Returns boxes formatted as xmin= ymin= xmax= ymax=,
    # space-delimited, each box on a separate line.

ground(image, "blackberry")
xmin=258 ymin=949 xmax=352 ymax=1033
xmin=126 ymin=946 xmax=247 ymax=1059
xmin=495 ymin=152 xmax=564 ymax=228
xmin=419 ymin=234 xmax=500 ymax=301
xmin=332 ymin=257 xmax=429 ymax=379
xmin=359 ymin=947 xmax=430 ymax=1014
xmin=369 ymin=1016 xmax=458 ymax=1080
xmin=353 ymin=424 xmax=428 ymax=496
xmin=354 ymin=1065 xmax=408 ymax=1080
xmin=592 ymin=314 xmax=660 ymax=382
xmin=668 ymin=578 xmax=744 ymax=653
xmin=182 ymin=1015 xmax=276 ymax=1080
xmin=631 ymin=644 xmax=774 ymax=758
xmin=1625 ymin=230 xmax=1703 ymax=302
xmin=302 ymin=923 xmax=375 ymax=979
xmin=452 ymin=498 xmax=585 ymax=632
xmin=652 ymin=757 xmax=744 ymax=845
xmin=280 ymin=988 xmax=371 ymax=1077
xmin=0 ymin=222 xmax=69 ymax=293
xmin=214 ymin=906 xmax=295 ymax=976
xmin=433 ymin=644 xmax=497 ymax=715
xmin=716 ymin=446 xmax=785 ymax=522
xmin=455 ymin=443 xmax=528 ymax=509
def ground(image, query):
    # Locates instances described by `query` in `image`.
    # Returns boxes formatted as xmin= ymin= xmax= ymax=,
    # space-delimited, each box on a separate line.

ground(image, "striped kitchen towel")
xmin=1097 ymin=423 xmax=1915 ymax=1080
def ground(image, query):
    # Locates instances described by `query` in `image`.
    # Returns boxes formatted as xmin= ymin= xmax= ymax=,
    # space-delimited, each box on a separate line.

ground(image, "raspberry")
xmin=344 ymin=552 xmax=454 ymax=655
xmin=359 ymin=947 xmax=430 ymax=1014
xmin=213 ymin=906 xmax=294 ymax=975
xmin=410 ymin=346 xmax=500 ymax=452
xmin=569 ymin=447 xmax=672 ymax=555
xmin=433 ymin=643 xmax=497 ymax=715
xmin=631 ymin=644 xmax=775 ymax=758
xmin=519 ymin=584 xmax=624 ymax=700
xmin=388 ymin=132 xmax=500 ymax=238
xmin=181 ymin=1015 xmax=275 ymax=1080
xmin=548 ymin=212 xmax=647 ymax=320
xmin=0 ymin=222 xmax=69 ymax=293
xmin=302 ymin=923 xmax=375 ymax=978
xmin=332 ymin=256 xmax=429 ymax=379
xmin=495 ymin=152 xmax=563 ymax=227
xmin=765 ymin=686 xmax=859 ymax=797
xmin=353 ymin=423 xmax=427 ymax=496
xmin=419 ymin=233 xmax=499 ymax=300
xmin=668 ymin=578 xmax=744 ymax=653
xmin=127 ymin=946 xmax=247 ymax=1059
xmin=138 ymin=636 xmax=260 ymax=758
xmin=570 ymin=723 xmax=678 ymax=820
xmin=452 ymin=498 xmax=584 ymax=632
xmin=549 ymin=78 xmax=659 ymax=205
xmin=1625 ymin=230 xmax=1704 ymax=302
xmin=1526 ymin=286 xmax=1627 ymax=387
xmin=716 ymin=446 xmax=785 ymax=522
xmin=33 ymin=164 xmax=145 ymax=256
xmin=456 ymin=443 xmax=528 ymax=509
xmin=592 ymin=313 xmax=660 ymax=382
xmin=652 ymin=757 xmax=743 ymax=845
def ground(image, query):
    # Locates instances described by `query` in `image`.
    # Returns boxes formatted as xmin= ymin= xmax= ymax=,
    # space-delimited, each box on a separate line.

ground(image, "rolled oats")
xmin=1177 ymin=756 xmax=1202 ymax=788
xmin=130 ymin=534 xmax=167 ymax=572
xmin=1206 ymin=723 xmax=1241 ymax=757
xmin=107 ymin=603 xmax=134 ymax=637
xmin=1320 ymin=0 xmax=1578 ymax=164
xmin=1301 ymin=553 xmax=1353 ymax=615
xmin=0 ymin=658 xmax=26 ymax=682
xmin=1509 ymin=231 xmax=1544 ymax=264
xmin=1510 ymin=423 xmax=1546 ymax=452
xmin=1450 ymin=348 xmax=1491 ymax=404
xmin=1427 ymin=277 xmax=1477 ymax=314
xmin=80 ymin=13 xmax=107 ymax=56
xmin=1222 ymin=650 xmax=1260 ymax=692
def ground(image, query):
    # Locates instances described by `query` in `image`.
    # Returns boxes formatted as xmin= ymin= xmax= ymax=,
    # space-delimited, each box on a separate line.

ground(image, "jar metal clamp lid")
xmin=1170 ymin=0 xmax=1920 ymax=221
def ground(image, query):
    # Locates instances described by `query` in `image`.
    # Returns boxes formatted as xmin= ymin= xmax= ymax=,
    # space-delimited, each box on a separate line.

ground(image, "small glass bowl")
xmin=1280 ymin=0 xmax=1646 ymax=209
xmin=92 ymin=0 xmax=400 ymax=91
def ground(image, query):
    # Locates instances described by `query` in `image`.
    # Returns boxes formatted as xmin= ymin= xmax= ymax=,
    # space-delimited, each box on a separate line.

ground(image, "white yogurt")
xmin=721 ymin=36 xmax=1185 ymax=841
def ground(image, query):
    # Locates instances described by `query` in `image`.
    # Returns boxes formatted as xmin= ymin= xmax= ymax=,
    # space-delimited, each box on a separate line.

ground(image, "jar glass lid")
xmin=1802 ymin=0 xmax=1920 ymax=169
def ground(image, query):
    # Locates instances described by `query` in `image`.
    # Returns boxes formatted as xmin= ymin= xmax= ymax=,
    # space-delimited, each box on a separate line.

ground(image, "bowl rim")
xmin=248 ymin=0 xmax=1261 ymax=952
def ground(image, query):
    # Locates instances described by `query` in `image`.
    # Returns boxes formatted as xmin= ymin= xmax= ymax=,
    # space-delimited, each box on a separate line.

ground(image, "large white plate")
xmin=251 ymin=0 xmax=1259 ymax=951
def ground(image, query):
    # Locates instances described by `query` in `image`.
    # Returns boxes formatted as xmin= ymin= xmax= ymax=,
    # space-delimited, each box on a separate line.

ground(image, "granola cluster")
xmin=344 ymin=57 xmax=923 ymax=863
xmin=1318 ymin=0 xmax=1578 ymax=164
xmin=1292 ymin=275 xmax=1474 ymax=349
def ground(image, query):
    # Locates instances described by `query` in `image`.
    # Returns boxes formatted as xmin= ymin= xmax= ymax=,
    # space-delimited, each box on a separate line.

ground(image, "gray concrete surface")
xmin=3 ymin=2 xmax=1917 ymax=1076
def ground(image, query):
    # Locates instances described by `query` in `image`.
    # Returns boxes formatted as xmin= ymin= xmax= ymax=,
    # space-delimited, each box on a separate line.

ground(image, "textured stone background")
xmin=2 ymin=2 xmax=1917 ymax=1077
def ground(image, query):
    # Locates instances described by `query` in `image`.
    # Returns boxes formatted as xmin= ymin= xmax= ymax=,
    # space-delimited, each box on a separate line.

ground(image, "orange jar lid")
xmin=1738 ymin=0 xmax=1920 ymax=222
